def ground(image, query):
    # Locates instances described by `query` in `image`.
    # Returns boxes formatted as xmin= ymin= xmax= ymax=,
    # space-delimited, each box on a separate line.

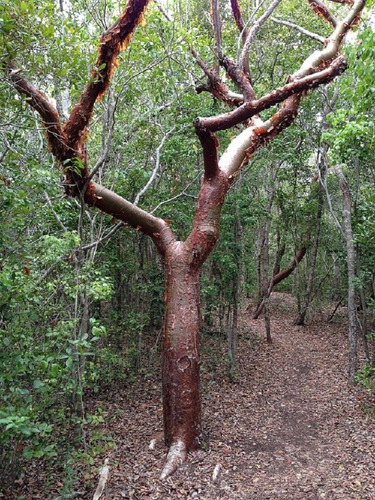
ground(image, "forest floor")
xmin=6 ymin=293 xmax=375 ymax=499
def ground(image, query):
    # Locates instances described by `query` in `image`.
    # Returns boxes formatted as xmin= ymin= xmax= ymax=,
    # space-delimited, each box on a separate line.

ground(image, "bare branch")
xmin=219 ymin=55 xmax=256 ymax=101
xmin=80 ymin=221 xmax=125 ymax=252
xmin=211 ymin=0 xmax=223 ymax=60
xmin=134 ymin=126 xmax=175 ymax=206
xmin=271 ymin=17 xmax=325 ymax=43
xmin=230 ymin=0 xmax=249 ymax=42
xmin=154 ymin=0 xmax=172 ymax=21
xmin=296 ymin=0 xmax=365 ymax=77
xmin=239 ymin=0 xmax=283 ymax=72
xmin=328 ymin=0 xmax=354 ymax=4
xmin=192 ymin=49 xmax=244 ymax=106
xmin=151 ymin=176 xmax=199 ymax=215
xmin=85 ymin=181 xmax=175 ymax=253
xmin=44 ymin=191 xmax=67 ymax=232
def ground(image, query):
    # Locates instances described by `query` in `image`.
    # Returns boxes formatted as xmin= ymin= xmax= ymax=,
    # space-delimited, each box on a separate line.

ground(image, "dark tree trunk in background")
xmin=334 ymin=166 xmax=358 ymax=384
xmin=295 ymin=182 xmax=324 ymax=325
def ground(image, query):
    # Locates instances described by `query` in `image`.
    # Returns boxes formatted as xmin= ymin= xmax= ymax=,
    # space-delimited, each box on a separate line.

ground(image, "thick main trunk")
xmin=161 ymin=242 xmax=201 ymax=478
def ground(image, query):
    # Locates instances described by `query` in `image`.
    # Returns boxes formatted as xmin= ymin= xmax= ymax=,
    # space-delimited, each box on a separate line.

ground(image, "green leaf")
xmin=33 ymin=379 xmax=43 ymax=389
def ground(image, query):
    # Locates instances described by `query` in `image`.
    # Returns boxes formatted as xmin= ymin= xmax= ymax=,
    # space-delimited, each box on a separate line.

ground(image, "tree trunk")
xmin=261 ymin=204 xmax=272 ymax=343
xmin=295 ymin=182 xmax=324 ymax=325
xmin=355 ymin=247 xmax=370 ymax=363
xmin=334 ymin=166 xmax=358 ymax=383
xmin=228 ymin=198 xmax=243 ymax=380
xmin=161 ymin=242 xmax=202 ymax=479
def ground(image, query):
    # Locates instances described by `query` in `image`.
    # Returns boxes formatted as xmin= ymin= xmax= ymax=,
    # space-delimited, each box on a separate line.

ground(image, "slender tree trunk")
xmin=228 ymin=199 xmax=242 ymax=379
xmin=334 ymin=166 xmax=358 ymax=383
xmin=261 ymin=210 xmax=272 ymax=343
xmin=295 ymin=182 xmax=324 ymax=325
xmin=356 ymin=247 xmax=371 ymax=363
xmin=228 ymin=292 xmax=238 ymax=379
xmin=272 ymin=230 xmax=285 ymax=278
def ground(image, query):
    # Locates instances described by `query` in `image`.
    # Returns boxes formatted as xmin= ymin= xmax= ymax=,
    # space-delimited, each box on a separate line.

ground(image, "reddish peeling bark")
xmin=308 ymin=0 xmax=337 ymax=26
xmin=6 ymin=69 xmax=67 ymax=160
xmin=64 ymin=0 xmax=151 ymax=154
xmin=161 ymin=245 xmax=201 ymax=478
xmin=230 ymin=0 xmax=248 ymax=40
xmin=220 ymin=55 xmax=256 ymax=101
xmin=160 ymin=171 xmax=230 ymax=479
xmin=192 ymin=49 xmax=243 ymax=107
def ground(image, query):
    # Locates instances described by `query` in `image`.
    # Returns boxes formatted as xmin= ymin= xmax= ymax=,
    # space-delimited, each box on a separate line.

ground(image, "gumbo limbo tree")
xmin=5 ymin=0 xmax=365 ymax=478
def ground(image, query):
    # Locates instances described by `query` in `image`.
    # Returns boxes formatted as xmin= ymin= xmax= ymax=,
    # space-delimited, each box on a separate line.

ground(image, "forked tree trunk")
xmin=161 ymin=243 xmax=202 ymax=478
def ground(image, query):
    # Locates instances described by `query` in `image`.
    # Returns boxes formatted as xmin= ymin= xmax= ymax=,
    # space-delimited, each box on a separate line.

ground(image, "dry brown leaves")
xmin=4 ymin=293 xmax=375 ymax=499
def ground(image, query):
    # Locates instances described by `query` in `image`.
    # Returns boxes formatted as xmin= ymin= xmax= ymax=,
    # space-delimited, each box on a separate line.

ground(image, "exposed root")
xmin=160 ymin=440 xmax=187 ymax=480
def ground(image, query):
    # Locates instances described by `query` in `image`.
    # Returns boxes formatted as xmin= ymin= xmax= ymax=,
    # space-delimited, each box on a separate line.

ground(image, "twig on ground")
xmin=93 ymin=458 xmax=110 ymax=500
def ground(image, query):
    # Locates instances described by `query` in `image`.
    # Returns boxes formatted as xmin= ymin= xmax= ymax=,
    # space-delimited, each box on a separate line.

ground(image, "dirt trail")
xmin=96 ymin=293 xmax=375 ymax=499
xmin=9 ymin=294 xmax=374 ymax=499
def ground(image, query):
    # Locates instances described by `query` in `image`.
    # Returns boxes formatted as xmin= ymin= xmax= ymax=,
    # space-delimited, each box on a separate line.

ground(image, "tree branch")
xmin=85 ymin=181 xmax=175 ymax=254
xmin=219 ymin=55 xmax=256 ymax=101
xmin=211 ymin=0 xmax=223 ymax=60
xmin=192 ymin=49 xmax=244 ymax=106
xmin=5 ymin=68 xmax=67 ymax=160
xmin=308 ymin=0 xmax=337 ymax=27
xmin=219 ymin=94 xmax=302 ymax=176
xmin=296 ymin=0 xmax=365 ymax=77
xmin=196 ymin=56 xmax=347 ymax=132
xmin=134 ymin=125 xmax=175 ymax=206
xmin=239 ymin=0 xmax=283 ymax=72
xmin=230 ymin=0 xmax=249 ymax=43
xmin=194 ymin=127 xmax=219 ymax=179
xmin=271 ymin=17 xmax=325 ymax=43
xmin=63 ymin=0 xmax=152 ymax=153
xmin=44 ymin=191 xmax=67 ymax=232
xmin=151 ymin=175 xmax=200 ymax=215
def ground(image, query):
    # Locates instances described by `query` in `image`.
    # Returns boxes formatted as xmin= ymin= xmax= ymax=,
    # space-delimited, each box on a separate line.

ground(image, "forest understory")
xmin=4 ymin=292 xmax=375 ymax=500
